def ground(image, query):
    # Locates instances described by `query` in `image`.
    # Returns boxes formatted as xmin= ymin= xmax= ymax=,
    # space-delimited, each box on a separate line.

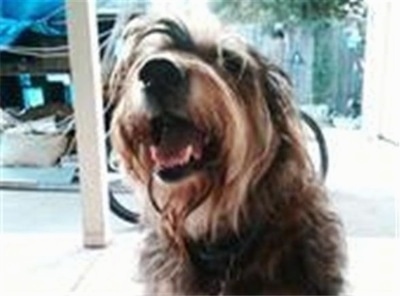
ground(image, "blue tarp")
xmin=0 ymin=0 xmax=66 ymax=46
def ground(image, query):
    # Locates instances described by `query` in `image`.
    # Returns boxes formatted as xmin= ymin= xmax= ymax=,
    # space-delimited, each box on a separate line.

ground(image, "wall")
xmin=362 ymin=0 xmax=400 ymax=144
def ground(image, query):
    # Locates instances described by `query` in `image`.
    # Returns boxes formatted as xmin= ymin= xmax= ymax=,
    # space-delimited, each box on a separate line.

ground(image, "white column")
xmin=362 ymin=0 xmax=400 ymax=144
xmin=66 ymin=0 xmax=111 ymax=247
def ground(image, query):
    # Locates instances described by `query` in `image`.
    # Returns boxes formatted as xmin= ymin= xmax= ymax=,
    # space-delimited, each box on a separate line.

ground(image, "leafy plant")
xmin=312 ymin=23 xmax=335 ymax=105
xmin=211 ymin=0 xmax=365 ymax=27
xmin=211 ymin=0 xmax=366 ymax=107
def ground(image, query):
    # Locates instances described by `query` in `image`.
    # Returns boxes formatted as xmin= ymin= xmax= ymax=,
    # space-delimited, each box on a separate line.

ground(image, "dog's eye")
xmin=221 ymin=49 xmax=244 ymax=76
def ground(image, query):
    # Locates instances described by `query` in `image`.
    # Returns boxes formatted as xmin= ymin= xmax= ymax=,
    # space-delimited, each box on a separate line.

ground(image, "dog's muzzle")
xmin=139 ymin=57 xmax=187 ymax=116
xmin=137 ymin=58 xmax=216 ymax=182
xmin=149 ymin=115 xmax=206 ymax=182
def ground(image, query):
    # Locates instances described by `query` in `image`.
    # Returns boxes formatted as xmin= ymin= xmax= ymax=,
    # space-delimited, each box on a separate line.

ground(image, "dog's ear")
xmin=260 ymin=58 xmax=313 ymax=174
xmin=262 ymin=60 xmax=303 ymax=138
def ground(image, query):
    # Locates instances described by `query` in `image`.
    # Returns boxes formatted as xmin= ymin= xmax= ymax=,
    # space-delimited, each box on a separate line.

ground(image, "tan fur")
xmin=105 ymin=13 xmax=346 ymax=295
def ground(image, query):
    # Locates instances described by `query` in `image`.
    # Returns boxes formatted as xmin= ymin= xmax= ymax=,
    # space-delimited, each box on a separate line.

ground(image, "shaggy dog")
xmin=104 ymin=13 xmax=346 ymax=295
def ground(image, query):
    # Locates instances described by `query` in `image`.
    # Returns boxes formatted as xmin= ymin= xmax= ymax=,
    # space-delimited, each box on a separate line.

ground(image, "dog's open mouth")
xmin=149 ymin=115 xmax=208 ymax=182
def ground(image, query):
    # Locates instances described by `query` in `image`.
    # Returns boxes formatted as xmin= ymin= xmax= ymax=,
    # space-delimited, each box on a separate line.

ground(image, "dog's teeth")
xmin=149 ymin=141 xmax=203 ymax=171
xmin=184 ymin=145 xmax=193 ymax=163
xmin=150 ymin=146 xmax=157 ymax=162
xmin=194 ymin=149 xmax=201 ymax=160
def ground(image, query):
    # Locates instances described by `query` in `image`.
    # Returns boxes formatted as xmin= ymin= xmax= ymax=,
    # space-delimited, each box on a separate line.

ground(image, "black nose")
xmin=139 ymin=58 xmax=186 ymax=96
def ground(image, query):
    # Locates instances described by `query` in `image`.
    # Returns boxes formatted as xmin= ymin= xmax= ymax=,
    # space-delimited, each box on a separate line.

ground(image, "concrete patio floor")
xmin=0 ymin=128 xmax=399 ymax=295
xmin=1 ymin=233 xmax=398 ymax=295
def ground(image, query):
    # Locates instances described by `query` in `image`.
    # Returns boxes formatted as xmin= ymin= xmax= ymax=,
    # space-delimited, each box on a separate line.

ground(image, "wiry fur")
xmin=105 ymin=13 xmax=346 ymax=295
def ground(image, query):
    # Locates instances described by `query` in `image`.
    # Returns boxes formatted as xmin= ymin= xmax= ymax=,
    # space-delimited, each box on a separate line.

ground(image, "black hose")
xmin=300 ymin=110 xmax=329 ymax=180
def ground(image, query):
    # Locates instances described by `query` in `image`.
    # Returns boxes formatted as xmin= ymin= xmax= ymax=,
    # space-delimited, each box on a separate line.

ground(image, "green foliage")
xmin=312 ymin=24 xmax=335 ymax=105
xmin=211 ymin=0 xmax=366 ymax=107
xmin=211 ymin=0 xmax=365 ymax=26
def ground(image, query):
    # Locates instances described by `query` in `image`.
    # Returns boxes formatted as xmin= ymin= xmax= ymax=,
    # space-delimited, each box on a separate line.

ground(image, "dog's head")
xmin=105 ymin=13 xmax=312 ymax=245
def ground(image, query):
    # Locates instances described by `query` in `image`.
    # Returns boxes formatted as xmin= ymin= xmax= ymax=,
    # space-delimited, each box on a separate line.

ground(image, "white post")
xmin=362 ymin=0 xmax=400 ymax=143
xmin=66 ymin=0 xmax=111 ymax=247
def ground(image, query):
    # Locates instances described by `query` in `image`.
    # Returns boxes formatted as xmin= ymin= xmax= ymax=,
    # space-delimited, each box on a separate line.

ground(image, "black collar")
xmin=185 ymin=223 xmax=267 ymax=278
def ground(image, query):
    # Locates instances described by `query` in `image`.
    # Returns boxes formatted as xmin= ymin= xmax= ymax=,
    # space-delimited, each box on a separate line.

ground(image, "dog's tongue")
xmin=150 ymin=125 xmax=203 ymax=169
